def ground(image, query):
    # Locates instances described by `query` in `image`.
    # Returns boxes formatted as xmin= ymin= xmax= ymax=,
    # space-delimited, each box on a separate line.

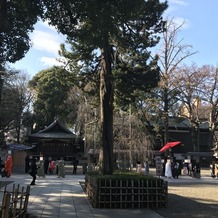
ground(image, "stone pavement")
xmin=0 ymin=172 xmax=163 ymax=218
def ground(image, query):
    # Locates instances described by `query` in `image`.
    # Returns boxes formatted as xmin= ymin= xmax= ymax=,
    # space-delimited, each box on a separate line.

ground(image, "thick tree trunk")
xmin=163 ymin=88 xmax=169 ymax=158
xmin=0 ymin=77 xmax=3 ymax=105
xmin=190 ymin=124 xmax=199 ymax=152
xmin=99 ymin=44 xmax=114 ymax=175
xmin=208 ymin=125 xmax=216 ymax=149
xmin=0 ymin=0 xmax=6 ymax=32
xmin=163 ymin=88 xmax=169 ymax=145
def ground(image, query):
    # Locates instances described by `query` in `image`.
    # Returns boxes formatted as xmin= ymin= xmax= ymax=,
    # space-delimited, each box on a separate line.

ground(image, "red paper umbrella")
xmin=159 ymin=141 xmax=181 ymax=153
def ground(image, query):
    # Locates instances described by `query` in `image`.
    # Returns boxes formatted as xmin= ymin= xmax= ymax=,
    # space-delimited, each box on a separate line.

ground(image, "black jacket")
xmin=29 ymin=161 xmax=37 ymax=174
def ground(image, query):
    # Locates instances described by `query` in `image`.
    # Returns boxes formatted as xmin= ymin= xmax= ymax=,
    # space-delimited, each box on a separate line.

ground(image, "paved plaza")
xmin=0 ymin=167 xmax=217 ymax=218
xmin=0 ymin=170 xmax=162 ymax=218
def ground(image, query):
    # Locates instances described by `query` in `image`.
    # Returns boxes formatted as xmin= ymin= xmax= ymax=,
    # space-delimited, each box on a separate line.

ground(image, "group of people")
xmin=182 ymin=161 xmax=201 ymax=178
xmin=136 ymin=161 xmax=149 ymax=175
xmin=164 ymin=159 xmax=181 ymax=179
xmin=26 ymin=156 xmax=57 ymax=175
xmin=163 ymin=159 xmax=202 ymax=179
xmin=1 ymin=156 xmax=69 ymax=186
xmin=28 ymin=158 xmax=66 ymax=186
xmin=26 ymin=157 xmax=80 ymax=185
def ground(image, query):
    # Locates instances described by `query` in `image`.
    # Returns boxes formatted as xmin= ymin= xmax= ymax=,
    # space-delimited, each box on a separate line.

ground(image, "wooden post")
xmin=17 ymin=187 xmax=25 ymax=216
xmin=23 ymin=185 xmax=30 ymax=213
xmin=12 ymin=188 xmax=19 ymax=218
xmin=2 ymin=193 xmax=11 ymax=218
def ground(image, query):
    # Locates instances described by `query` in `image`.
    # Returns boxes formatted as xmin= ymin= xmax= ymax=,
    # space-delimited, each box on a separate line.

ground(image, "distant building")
xmin=179 ymin=98 xmax=211 ymax=121
xmin=155 ymin=117 xmax=214 ymax=166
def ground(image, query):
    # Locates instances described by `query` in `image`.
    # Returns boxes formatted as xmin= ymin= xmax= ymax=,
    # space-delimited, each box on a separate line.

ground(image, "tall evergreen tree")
xmin=0 ymin=0 xmax=42 ymax=67
xmin=41 ymin=0 xmax=168 ymax=174
xmin=28 ymin=67 xmax=75 ymax=130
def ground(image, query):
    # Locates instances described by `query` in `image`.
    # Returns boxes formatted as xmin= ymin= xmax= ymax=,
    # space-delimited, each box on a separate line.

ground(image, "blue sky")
xmin=10 ymin=0 xmax=218 ymax=78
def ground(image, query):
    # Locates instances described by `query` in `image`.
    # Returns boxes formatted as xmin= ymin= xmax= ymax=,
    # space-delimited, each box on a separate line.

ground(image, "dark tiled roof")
xmin=168 ymin=118 xmax=209 ymax=129
xmin=29 ymin=119 xmax=77 ymax=139
xmin=155 ymin=117 xmax=210 ymax=130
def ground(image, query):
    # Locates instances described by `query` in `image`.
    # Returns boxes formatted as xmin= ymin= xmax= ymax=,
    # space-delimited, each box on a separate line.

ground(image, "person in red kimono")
xmin=5 ymin=155 xmax=13 ymax=178
xmin=48 ymin=160 xmax=55 ymax=174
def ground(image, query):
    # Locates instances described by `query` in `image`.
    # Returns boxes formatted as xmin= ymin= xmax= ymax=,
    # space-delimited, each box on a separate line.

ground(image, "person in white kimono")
xmin=165 ymin=159 xmax=172 ymax=178
xmin=136 ymin=161 xmax=142 ymax=173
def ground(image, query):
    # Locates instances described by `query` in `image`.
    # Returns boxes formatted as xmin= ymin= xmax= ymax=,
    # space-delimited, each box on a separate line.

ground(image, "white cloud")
xmin=173 ymin=17 xmax=191 ymax=29
xmin=165 ymin=0 xmax=189 ymax=14
xmin=31 ymin=30 xmax=65 ymax=55
xmin=30 ymin=20 xmax=67 ymax=68
xmin=40 ymin=56 xmax=64 ymax=67
xmin=169 ymin=0 xmax=188 ymax=6
xmin=40 ymin=20 xmax=59 ymax=32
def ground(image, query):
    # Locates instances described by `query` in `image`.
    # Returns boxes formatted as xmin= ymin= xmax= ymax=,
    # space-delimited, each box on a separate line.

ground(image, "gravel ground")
xmin=152 ymin=169 xmax=218 ymax=218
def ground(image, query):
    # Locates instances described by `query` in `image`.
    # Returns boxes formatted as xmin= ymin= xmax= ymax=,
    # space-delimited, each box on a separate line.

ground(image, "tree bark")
xmin=163 ymin=88 xmax=169 ymax=145
xmin=99 ymin=42 xmax=114 ymax=175
xmin=190 ymin=124 xmax=199 ymax=152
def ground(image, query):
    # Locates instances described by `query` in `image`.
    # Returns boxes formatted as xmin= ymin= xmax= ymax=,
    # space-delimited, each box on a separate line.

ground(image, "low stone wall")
xmin=85 ymin=174 xmax=168 ymax=208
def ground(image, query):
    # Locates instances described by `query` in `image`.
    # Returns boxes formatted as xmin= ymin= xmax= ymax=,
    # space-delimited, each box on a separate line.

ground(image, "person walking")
xmin=37 ymin=160 xmax=45 ymax=178
xmin=136 ymin=161 xmax=142 ymax=173
xmin=172 ymin=161 xmax=179 ymax=178
xmin=48 ymin=160 xmax=55 ymax=174
xmin=215 ymin=163 xmax=218 ymax=179
xmin=44 ymin=157 xmax=49 ymax=174
xmin=210 ymin=163 xmax=215 ymax=178
xmin=145 ymin=161 xmax=149 ymax=175
xmin=5 ymin=155 xmax=13 ymax=178
xmin=25 ymin=154 xmax=29 ymax=173
xmin=57 ymin=160 xmax=65 ymax=178
xmin=165 ymin=159 xmax=172 ymax=178
xmin=194 ymin=162 xmax=201 ymax=178
xmin=73 ymin=160 xmax=78 ymax=175
xmin=29 ymin=159 xmax=38 ymax=185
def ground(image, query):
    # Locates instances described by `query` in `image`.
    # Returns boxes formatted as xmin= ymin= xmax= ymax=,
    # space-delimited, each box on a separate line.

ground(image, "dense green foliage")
xmin=0 ymin=0 xmax=168 ymax=175
xmin=28 ymin=67 xmax=75 ymax=130
xmin=49 ymin=0 xmax=167 ymax=107
xmin=40 ymin=0 xmax=168 ymax=174
xmin=86 ymin=170 xmax=161 ymax=181
xmin=0 ymin=0 xmax=42 ymax=67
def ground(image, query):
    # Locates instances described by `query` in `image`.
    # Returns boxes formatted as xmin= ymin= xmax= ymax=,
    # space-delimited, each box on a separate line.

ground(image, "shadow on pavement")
xmin=153 ymin=192 xmax=218 ymax=218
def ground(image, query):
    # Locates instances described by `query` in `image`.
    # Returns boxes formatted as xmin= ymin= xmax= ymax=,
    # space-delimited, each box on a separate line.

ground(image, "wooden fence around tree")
xmin=0 ymin=183 xmax=30 ymax=218
xmin=85 ymin=175 xmax=168 ymax=208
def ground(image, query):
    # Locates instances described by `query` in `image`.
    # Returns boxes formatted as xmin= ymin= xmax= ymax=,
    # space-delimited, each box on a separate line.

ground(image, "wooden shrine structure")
xmin=27 ymin=119 xmax=84 ymax=161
